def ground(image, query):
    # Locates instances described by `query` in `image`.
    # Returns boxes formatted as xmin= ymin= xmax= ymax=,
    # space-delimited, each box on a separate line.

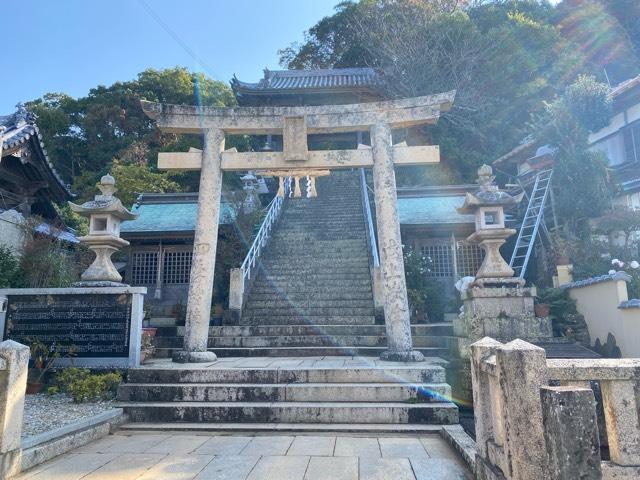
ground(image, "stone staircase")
xmin=151 ymin=170 xmax=454 ymax=358
xmin=117 ymin=358 xmax=459 ymax=427
xmin=120 ymin=170 xmax=459 ymax=428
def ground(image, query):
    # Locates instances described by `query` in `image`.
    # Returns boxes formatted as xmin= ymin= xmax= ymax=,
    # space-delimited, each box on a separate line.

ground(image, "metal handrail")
xmin=240 ymin=177 xmax=291 ymax=282
xmin=360 ymin=168 xmax=380 ymax=267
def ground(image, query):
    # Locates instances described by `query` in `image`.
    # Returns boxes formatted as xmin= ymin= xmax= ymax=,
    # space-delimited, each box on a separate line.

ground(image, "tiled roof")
xmin=120 ymin=193 xmax=236 ymax=234
xmin=398 ymin=195 xmax=474 ymax=225
xmin=561 ymin=271 xmax=631 ymax=289
xmin=534 ymin=342 xmax=601 ymax=359
xmin=1 ymin=110 xmax=72 ymax=198
xmin=232 ymin=68 xmax=380 ymax=93
xmin=619 ymin=299 xmax=640 ymax=309
xmin=610 ymin=75 xmax=640 ymax=98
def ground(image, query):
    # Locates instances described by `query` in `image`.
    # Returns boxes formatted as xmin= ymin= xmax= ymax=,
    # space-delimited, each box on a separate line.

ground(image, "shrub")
xmin=0 ymin=246 xmax=24 ymax=288
xmin=403 ymin=246 xmax=445 ymax=322
xmin=54 ymin=368 xmax=122 ymax=403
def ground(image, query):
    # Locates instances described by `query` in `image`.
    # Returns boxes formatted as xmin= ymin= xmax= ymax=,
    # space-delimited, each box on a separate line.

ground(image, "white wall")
xmin=0 ymin=210 xmax=26 ymax=256
xmin=567 ymin=277 xmax=640 ymax=357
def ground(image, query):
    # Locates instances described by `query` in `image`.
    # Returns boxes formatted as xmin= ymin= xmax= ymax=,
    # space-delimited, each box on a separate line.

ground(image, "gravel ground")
xmin=22 ymin=393 xmax=117 ymax=439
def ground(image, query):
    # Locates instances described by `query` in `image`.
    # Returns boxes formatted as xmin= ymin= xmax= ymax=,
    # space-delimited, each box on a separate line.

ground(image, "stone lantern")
xmin=240 ymin=171 xmax=259 ymax=213
xmin=452 ymin=165 xmax=552 ymax=403
xmin=457 ymin=164 xmax=523 ymax=286
xmin=69 ymin=174 xmax=137 ymax=285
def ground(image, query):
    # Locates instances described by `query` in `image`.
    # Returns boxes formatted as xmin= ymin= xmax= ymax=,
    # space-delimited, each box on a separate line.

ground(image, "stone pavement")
xmin=16 ymin=431 xmax=472 ymax=479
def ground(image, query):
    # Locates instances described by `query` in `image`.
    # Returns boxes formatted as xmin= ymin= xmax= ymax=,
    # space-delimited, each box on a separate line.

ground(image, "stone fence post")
xmin=495 ymin=339 xmax=549 ymax=479
xmin=0 ymin=340 xmax=30 ymax=478
xmin=227 ymin=268 xmax=244 ymax=325
xmin=540 ymin=386 xmax=602 ymax=479
xmin=472 ymin=338 xmax=550 ymax=480
xmin=472 ymin=337 xmax=640 ymax=479
xmin=600 ymin=379 xmax=640 ymax=467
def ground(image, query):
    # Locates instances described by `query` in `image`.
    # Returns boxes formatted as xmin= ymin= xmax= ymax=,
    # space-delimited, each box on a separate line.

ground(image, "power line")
xmin=137 ymin=0 xmax=222 ymax=81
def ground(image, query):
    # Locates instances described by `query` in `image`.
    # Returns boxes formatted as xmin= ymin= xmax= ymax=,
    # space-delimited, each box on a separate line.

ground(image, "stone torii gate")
xmin=141 ymin=91 xmax=455 ymax=363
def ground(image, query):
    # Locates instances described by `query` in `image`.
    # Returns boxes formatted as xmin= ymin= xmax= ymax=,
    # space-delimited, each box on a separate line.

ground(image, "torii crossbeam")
xmin=141 ymin=91 xmax=455 ymax=363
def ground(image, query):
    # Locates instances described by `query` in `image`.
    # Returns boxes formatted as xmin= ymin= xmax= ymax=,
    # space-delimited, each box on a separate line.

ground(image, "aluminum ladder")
xmin=509 ymin=169 xmax=553 ymax=279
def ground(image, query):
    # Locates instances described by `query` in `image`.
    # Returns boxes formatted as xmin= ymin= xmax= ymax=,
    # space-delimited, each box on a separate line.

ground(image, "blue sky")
xmin=1 ymin=0 xmax=338 ymax=112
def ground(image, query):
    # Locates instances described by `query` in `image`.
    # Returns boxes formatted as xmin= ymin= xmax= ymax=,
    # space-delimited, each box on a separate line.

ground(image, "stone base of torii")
xmin=140 ymin=91 xmax=455 ymax=363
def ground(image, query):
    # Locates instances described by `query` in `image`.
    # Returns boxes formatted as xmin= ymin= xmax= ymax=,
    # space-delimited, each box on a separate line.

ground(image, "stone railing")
xmin=0 ymin=340 xmax=29 ymax=479
xmin=228 ymin=178 xmax=291 ymax=321
xmin=471 ymin=337 xmax=640 ymax=480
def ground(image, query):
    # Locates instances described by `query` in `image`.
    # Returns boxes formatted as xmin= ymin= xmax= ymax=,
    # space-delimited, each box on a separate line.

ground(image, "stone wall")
xmin=564 ymin=272 xmax=640 ymax=357
xmin=471 ymin=337 xmax=640 ymax=480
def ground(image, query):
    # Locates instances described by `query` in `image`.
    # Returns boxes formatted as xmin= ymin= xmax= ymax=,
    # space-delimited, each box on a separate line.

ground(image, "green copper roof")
xmin=397 ymin=195 xmax=473 ymax=225
xmin=120 ymin=191 xmax=471 ymax=234
xmin=121 ymin=201 xmax=235 ymax=234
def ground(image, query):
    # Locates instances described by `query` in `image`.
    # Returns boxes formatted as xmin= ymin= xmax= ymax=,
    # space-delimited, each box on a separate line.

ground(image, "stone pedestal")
xmin=452 ymin=285 xmax=552 ymax=403
xmin=78 ymin=236 xmax=128 ymax=283
xmin=455 ymin=286 xmax=552 ymax=346
xmin=371 ymin=123 xmax=423 ymax=362
xmin=175 ymin=129 xmax=224 ymax=363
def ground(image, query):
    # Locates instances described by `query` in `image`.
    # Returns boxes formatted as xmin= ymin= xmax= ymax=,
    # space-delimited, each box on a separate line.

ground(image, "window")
xmin=456 ymin=241 xmax=485 ymax=278
xmin=623 ymin=121 xmax=640 ymax=164
xmin=163 ymin=250 xmax=193 ymax=284
xmin=131 ymin=251 xmax=158 ymax=285
xmin=420 ymin=243 xmax=453 ymax=278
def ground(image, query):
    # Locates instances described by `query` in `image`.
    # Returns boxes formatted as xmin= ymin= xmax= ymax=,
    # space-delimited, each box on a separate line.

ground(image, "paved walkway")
xmin=17 ymin=431 xmax=472 ymax=479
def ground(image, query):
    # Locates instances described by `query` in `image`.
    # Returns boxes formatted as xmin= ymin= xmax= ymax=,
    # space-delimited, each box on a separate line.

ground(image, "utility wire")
xmin=137 ymin=0 xmax=222 ymax=81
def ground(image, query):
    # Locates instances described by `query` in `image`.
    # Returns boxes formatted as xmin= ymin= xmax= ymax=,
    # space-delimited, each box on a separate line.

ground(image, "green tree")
xmin=110 ymin=161 xmax=182 ymax=209
xmin=280 ymin=1 xmax=589 ymax=184
xmin=25 ymin=67 xmax=236 ymax=201
xmin=534 ymin=75 xmax=612 ymax=233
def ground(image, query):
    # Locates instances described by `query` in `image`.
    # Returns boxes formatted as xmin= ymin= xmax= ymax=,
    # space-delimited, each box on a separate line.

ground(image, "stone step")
xmin=117 ymin=382 xmax=452 ymax=403
xmin=126 ymin=365 xmax=447 ymax=384
xmin=246 ymin=292 xmax=375 ymax=301
xmin=157 ymin=323 xmax=454 ymax=337
xmin=262 ymin=266 xmax=371 ymax=278
xmin=118 ymin=422 xmax=444 ymax=434
xmin=270 ymin=233 xmax=365 ymax=240
xmin=254 ymin=275 xmax=373 ymax=284
xmin=247 ymin=290 xmax=374 ymax=299
xmin=238 ymin=315 xmax=377 ymax=325
xmin=244 ymin=299 xmax=374 ymax=309
xmin=241 ymin=307 xmax=376 ymax=317
xmin=154 ymin=335 xmax=452 ymax=349
xmin=153 ymin=346 xmax=449 ymax=358
xmin=259 ymin=257 xmax=370 ymax=264
xmin=118 ymin=400 xmax=459 ymax=424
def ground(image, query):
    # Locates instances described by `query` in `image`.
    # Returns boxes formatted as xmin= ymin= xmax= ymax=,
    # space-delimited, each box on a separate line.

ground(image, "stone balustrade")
xmin=471 ymin=337 xmax=640 ymax=480
xmin=0 ymin=340 xmax=30 ymax=479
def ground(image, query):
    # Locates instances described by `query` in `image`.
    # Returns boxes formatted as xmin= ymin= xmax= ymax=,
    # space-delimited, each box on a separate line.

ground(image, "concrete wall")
xmin=0 ymin=210 xmax=26 ymax=256
xmin=566 ymin=276 xmax=640 ymax=357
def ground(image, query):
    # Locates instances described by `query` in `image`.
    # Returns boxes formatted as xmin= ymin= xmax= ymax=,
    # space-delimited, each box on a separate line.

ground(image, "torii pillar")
xmin=371 ymin=123 xmax=422 ymax=361
xmin=141 ymin=91 xmax=455 ymax=363
xmin=173 ymin=129 xmax=224 ymax=363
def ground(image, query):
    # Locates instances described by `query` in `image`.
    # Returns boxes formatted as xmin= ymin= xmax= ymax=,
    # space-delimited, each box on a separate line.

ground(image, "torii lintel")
xmin=140 ymin=90 xmax=455 ymax=135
